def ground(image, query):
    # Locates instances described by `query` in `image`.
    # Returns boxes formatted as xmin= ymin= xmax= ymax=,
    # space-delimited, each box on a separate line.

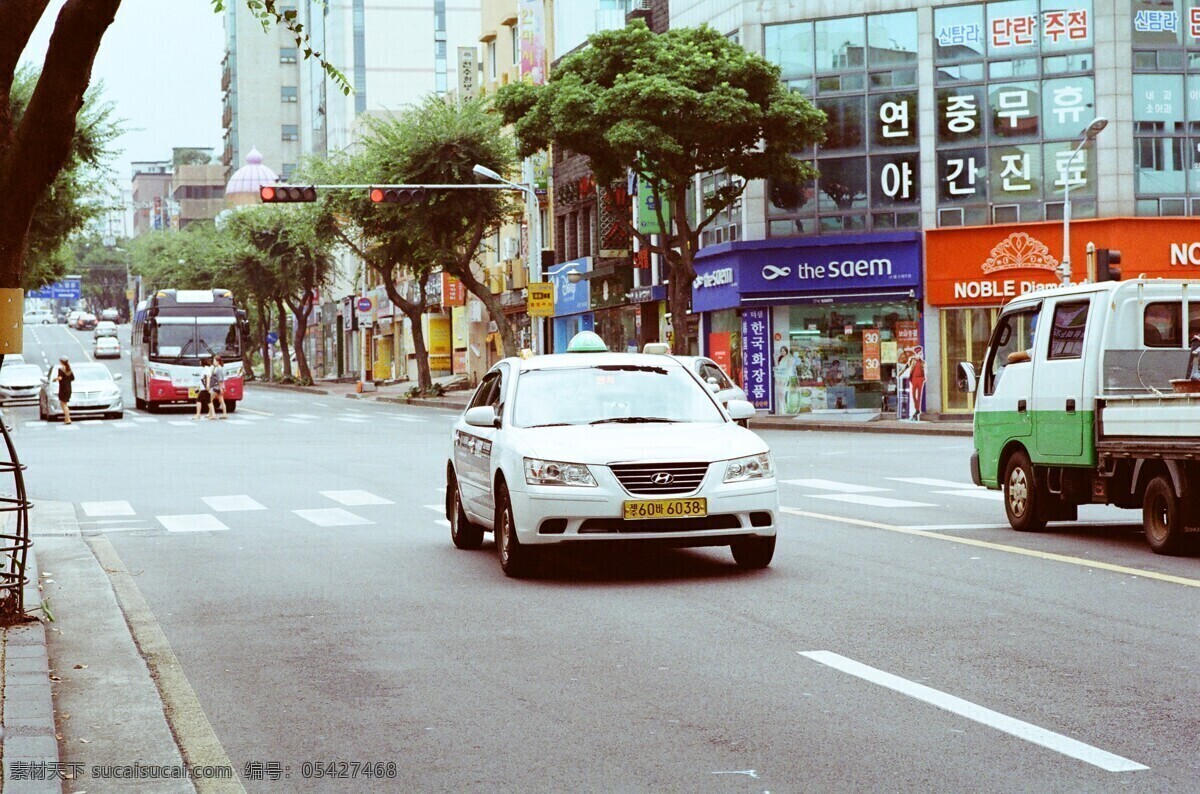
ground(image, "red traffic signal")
xmin=260 ymin=185 xmax=317 ymax=203
xmin=369 ymin=187 xmax=426 ymax=205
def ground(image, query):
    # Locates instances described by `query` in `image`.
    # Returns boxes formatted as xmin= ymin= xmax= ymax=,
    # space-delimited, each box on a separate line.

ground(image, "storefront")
xmin=693 ymin=232 xmax=923 ymax=416
xmin=548 ymin=257 xmax=594 ymax=353
xmin=927 ymin=216 xmax=1200 ymax=414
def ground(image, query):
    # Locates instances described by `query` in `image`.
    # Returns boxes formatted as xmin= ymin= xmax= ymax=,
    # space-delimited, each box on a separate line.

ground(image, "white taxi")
xmin=445 ymin=332 xmax=778 ymax=577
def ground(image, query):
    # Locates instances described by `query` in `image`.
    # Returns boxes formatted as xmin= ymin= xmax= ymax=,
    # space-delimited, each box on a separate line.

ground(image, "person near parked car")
xmin=195 ymin=357 xmax=215 ymax=420
xmin=210 ymin=355 xmax=228 ymax=419
xmin=55 ymin=357 xmax=74 ymax=424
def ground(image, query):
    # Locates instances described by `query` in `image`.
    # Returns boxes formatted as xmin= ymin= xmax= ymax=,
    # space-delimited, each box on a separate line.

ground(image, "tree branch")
xmin=0 ymin=0 xmax=53 ymax=142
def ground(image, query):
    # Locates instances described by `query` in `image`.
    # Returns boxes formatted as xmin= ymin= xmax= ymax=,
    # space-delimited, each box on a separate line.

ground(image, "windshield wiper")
xmin=526 ymin=422 xmax=575 ymax=428
xmin=589 ymin=417 xmax=679 ymax=425
xmin=172 ymin=338 xmax=195 ymax=365
xmin=595 ymin=365 xmax=667 ymax=374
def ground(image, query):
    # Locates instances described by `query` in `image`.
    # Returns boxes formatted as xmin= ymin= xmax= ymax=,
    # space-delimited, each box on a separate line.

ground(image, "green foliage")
xmin=73 ymin=236 xmax=132 ymax=312
xmin=12 ymin=67 xmax=123 ymax=291
xmin=173 ymin=148 xmax=212 ymax=166
xmin=494 ymin=20 xmax=825 ymax=227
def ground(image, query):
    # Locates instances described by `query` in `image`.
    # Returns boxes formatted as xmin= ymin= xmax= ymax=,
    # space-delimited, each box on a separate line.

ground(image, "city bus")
xmin=131 ymin=289 xmax=247 ymax=412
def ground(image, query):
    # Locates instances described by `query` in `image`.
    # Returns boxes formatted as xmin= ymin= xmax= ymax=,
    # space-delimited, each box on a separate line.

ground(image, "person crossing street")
xmin=211 ymin=355 xmax=228 ymax=418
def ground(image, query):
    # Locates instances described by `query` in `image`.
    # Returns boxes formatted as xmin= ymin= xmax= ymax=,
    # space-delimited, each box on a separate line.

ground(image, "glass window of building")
xmin=765 ymin=11 xmax=920 ymax=236
xmin=281 ymin=86 xmax=298 ymax=103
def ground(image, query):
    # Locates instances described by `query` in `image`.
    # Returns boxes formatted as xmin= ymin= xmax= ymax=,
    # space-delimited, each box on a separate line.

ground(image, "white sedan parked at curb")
xmin=445 ymin=332 xmax=778 ymax=578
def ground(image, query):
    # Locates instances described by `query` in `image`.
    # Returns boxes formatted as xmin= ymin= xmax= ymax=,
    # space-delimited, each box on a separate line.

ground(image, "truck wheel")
xmin=1143 ymin=476 xmax=1187 ymax=555
xmin=1004 ymin=451 xmax=1046 ymax=532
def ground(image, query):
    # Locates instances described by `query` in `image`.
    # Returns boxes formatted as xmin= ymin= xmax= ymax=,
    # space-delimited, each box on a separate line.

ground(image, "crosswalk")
xmin=15 ymin=407 xmax=454 ymax=433
xmin=781 ymin=476 xmax=1002 ymax=508
xmin=64 ymin=488 xmax=428 ymax=535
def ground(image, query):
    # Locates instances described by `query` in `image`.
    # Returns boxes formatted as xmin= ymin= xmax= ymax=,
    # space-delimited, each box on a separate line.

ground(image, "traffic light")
xmin=260 ymin=185 xmax=317 ymax=203
xmin=1097 ymin=248 xmax=1122 ymax=282
xmin=369 ymin=187 xmax=426 ymax=205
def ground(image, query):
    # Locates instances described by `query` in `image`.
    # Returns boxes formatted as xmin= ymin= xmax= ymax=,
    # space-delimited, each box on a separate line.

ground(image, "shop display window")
xmin=773 ymin=302 xmax=919 ymax=415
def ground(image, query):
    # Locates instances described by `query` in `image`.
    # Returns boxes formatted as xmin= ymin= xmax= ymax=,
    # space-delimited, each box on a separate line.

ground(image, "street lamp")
xmin=1060 ymin=116 xmax=1108 ymax=285
xmin=473 ymin=163 xmax=544 ymax=353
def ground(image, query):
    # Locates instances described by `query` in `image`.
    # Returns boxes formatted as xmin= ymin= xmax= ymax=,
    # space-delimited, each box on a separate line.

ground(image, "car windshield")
xmin=66 ymin=364 xmax=113 ymax=381
xmin=512 ymin=364 xmax=725 ymax=428
xmin=0 ymin=365 xmax=40 ymax=381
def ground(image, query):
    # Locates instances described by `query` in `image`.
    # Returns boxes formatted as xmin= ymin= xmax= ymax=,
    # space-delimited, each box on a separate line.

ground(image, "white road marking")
xmin=890 ymin=477 xmax=976 ymax=489
xmin=901 ymin=523 xmax=1015 ymax=531
xmin=313 ymin=402 xmax=330 ymax=407
xmin=434 ymin=519 xmax=450 ymax=528
xmin=799 ymin=651 xmax=1148 ymax=773
xmin=781 ymin=478 xmax=890 ymax=493
xmin=223 ymin=419 xmax=252 ymax=425
xmin=237 ymin=408 xmax=272 ymax=417
xmin=293 ymin=508 xmax=373 ymax=527
xmin=168 ymin=420 xmax=199 ymax=427
xmin=201 ymin=495 xmax=267 ymax=512
xmin=321 ymin=490 xmax=394 ymax=506
xmin=808 ymin=494 xmax=938 ymax=508
xmin=22 ymin=423 xmax=46 ymax=430
xmin=111 ymin=422 xmax=136 ymax=429
xmin=422 ymin=504 xmax=444 ymax=513
xmin=81 ymin=501 xmax=136 ymax=517
xmin=56 ymin=424 xmax=79 ymax=431
xmin=132 ymin=417 xmax=158 ymax=423
xmin=935 ymin=488 xmax=1005 ymax=502
xmin=280 ymin=417 xmax=311 ymax=424
xmin=391 ymin=416 xmax=424 ymax=423
xmin=288 ymin=413 xmax=320 ymax=419
xmin=335 ymin=416 xmax=369 ymax=423
xmin=79 ymin=518 xmax=145 ymax=525
xmin=157 ymin=514 xmax=230 ymax=532
xmin=345 ymin=407 xmax=365 ymax=413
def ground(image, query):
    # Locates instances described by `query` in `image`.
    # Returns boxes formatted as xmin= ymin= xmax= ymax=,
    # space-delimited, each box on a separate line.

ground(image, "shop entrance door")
xmin=941 ymin=308 xmax=997 ymax=414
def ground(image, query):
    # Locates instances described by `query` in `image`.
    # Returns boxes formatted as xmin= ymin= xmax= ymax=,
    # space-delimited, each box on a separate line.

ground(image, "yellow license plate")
xmin=188 ymin=388 xmax=198 ymax=399
xmin=622 ymin=498 xmax=707 ymax=520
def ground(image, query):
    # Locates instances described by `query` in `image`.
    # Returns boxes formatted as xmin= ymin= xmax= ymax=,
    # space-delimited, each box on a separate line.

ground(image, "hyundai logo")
xmin=650 ymin=472 xmax=674 ymax=485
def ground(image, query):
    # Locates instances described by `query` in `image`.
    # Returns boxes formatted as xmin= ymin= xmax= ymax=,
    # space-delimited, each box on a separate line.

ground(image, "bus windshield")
xmin=151 ymin=318 xmax=241 ymax=361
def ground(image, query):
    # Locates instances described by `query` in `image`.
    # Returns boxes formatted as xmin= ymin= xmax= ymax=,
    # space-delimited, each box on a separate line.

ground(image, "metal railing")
xmin=0 ymin=408 xmax=32 ymax=620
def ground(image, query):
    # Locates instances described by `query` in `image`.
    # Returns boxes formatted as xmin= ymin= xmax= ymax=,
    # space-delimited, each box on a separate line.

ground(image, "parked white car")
xmin=22 ymin=310 xmax=54 ymax=325
xmin=670 ymin=355 xmax=750 ymax=425
xmin=0 ymin=365 xmax=43 ymax=404
xmin=446 ymin=332 xmax=778 ymax=577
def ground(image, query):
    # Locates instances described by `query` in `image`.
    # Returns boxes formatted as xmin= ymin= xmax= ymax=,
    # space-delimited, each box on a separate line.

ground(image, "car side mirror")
xmin=956 ymin=362 xmax=977 ymax=394
xmin=1007 ymin=350 xmax=1032 ymax=365
xmin=464 ymin=405 xmax=500 ymax=428
xmin=726 ymin=399 xmax=755 ymax=421
xmin=113 ymin=373 xmax=123 ymax=381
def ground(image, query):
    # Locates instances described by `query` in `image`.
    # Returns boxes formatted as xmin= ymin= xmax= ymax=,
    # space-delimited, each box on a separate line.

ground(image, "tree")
xmin=366 ymin=97 xmax=522 ymax=357
xmin=73 ymin=235 xmax=130 ymax=315
xmin=495 ymin=20 xmax=825 ymax=353
xmin=0 ymin=0 xmax=347 ymax=297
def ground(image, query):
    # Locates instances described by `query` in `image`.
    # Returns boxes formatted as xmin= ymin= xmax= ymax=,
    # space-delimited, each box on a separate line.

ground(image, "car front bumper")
xmin=0 ymin=386 xmax=40 ymax=403
xmin=46 ymin=394 xmax=124 ymax=416
xmin=507 ymin=466 xmax=778 ymax=547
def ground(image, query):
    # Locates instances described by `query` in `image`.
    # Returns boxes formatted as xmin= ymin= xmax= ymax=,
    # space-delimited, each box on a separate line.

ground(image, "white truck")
xmin=958 ymin=278 xmax=1200 ymax=555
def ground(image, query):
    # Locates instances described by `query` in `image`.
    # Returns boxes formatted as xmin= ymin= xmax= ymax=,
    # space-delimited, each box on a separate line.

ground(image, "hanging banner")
xmin=709 ymin=332 xmax=732 ymax=375
xmin=741 ymin=308 xmax=771 ymax=411
xmin=636 ymin=176 xmax=670 ymax=235
xmin=862 ymin=327 xmax=881 ymax=381
xmin=457 ymin=47 xmax=477 ymax=101
xmin=896 ymin=320 xmax=921 ymax=366
xmin=442 ymin=272 xmax=466 ymax=307
xmin=519 ymin=0 xmax=546 ymax=85
xmin=527 ymin=282 xmax=554 ymax=316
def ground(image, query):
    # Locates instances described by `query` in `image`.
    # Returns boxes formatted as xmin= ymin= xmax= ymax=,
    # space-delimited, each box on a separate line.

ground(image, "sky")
xmin=21 ymin=0 xmax=227 ymax=191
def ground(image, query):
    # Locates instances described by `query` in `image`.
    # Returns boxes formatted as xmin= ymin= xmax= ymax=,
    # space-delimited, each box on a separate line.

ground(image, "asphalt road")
xmin=7 ymin=323 xmax=1200 ymax=792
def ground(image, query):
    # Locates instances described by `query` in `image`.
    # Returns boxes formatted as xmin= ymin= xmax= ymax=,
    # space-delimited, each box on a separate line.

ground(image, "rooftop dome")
xmin=225 ymin=147 xmax=278 ymax=201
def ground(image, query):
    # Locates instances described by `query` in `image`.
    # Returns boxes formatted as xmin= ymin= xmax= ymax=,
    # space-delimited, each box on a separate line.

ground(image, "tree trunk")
xmin=274 ymin=298 xmax=292 ymax=380
xmin=382 ymin=275 xmax=431 ymax=392
xmin=256 ymin=298 xmax=272 ymax=381
xmin=288 ymin=296 xmax=313 ymax=384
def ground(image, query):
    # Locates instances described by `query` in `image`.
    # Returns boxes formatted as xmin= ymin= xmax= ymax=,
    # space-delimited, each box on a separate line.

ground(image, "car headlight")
xmin=723 ymin=452 xmax=774 ymax=483
xmin=524 ymin=458 xmax=597 ymax=487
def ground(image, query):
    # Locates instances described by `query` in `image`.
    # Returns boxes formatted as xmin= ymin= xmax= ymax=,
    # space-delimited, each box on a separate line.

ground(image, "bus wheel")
xmin=225 ymin=400 xmax=237 ymax=413
xmin=1143 ymin=476 xmax=1187 ymax=555
xmin=1004 ymin=451 xmax=1046 ymax=532
xmin=135 ymin=396 xmax=146 ymax=410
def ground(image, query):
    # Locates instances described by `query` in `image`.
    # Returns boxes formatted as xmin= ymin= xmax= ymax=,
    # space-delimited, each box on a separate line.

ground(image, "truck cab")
xmin=960 ymin=279 xmax=1200 ymax=554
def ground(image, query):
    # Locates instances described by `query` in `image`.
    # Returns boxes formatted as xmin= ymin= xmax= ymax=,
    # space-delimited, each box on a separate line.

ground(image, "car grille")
xmin=579 ymin=515 xmax=741 ymax=533
xmin=608 ymin=462 xmax=709 ymax=495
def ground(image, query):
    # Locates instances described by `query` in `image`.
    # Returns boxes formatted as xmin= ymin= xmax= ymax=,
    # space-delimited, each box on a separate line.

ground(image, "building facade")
xmin=130 ymin=161 xmax=174 ymax=237
xmin=673 ymin=0 xmax=1200 ymax=416
xmin=222 ymin=1 xmax=303 ymax=179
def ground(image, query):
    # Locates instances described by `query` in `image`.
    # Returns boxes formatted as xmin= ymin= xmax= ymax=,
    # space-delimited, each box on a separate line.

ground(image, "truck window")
xmin=1047 ymin=301 xmax=1089 ymax=360
xmin=985 ymin=307 xmax=1039 ymax=395
xmin=1144 ymin=302 xmax=1182 ymax=348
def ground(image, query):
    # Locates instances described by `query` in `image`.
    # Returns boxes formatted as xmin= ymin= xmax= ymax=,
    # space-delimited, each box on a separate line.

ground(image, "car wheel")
xmin=495 ymin=483 xmax=534 ymax=578
xmin=38 ymin=402 xmax=46 ymax=421
xmin=109 ymin=412 xmax=124 ymax=420
xmin=447 ymin=475 xmax=484 ymax=550
xmin=1003 ymin=451 xmax=1046 ymax=532
xmin=731 ymin=535 xmax=776 ymax=569
xmin=1143 ymin=475 xmax=1188 ymax=555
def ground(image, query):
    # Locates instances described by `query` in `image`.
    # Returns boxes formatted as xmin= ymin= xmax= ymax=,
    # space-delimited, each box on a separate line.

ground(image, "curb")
xmin=3 ymin=546 xmax=62 ymax=793
xmin=371 ymin=395 xmax=469 ymax=411
xmin=749 ymin=419 xmax=973 ymax=437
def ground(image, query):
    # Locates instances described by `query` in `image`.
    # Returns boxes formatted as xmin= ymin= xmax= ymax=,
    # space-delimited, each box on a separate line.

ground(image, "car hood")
xmin=515 ymin=422 xmax=768 ymax=465
xmin=54 ymin=377 xmax=118 ymax=391
xmin=0 ymin=376 xmax=40 ymax=388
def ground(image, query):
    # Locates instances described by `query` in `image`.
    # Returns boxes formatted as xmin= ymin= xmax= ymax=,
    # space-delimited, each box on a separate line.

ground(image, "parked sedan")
xmin=0 ymin=365 xmax=44 ymax=405
xmin=39 ymin=363 xmax=124 ymax=421
xmin=93 ymin=336 xmax=121 ymax=359
xmin=670 ymin=355 xmax=751 ymax=425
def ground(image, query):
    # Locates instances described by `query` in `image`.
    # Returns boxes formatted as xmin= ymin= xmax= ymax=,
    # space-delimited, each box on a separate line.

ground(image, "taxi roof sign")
xmin=567 ymin=331 xmax=608 ymax=353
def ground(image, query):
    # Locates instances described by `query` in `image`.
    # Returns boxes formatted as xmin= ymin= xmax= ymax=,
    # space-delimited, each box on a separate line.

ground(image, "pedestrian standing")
xmin=55 ymin=357 xmax=74 ymax=424
xmin=195 ymin=357 xmax=214 ymax=420
xmin=211 ymin=355 xmax=228 ymax=418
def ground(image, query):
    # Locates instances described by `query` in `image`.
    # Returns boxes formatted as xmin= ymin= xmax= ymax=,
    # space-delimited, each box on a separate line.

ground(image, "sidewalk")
xmin=248 ymin=378 xmax=972 ymax=435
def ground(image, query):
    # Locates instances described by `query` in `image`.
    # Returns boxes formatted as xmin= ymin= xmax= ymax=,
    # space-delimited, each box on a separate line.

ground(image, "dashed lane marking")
xmin=280 ymin=417 xmax=311 ymax=424
xmin=293 ymin=508 xmax=373 ymax=527
xmin=889 ymin=477 xmax=976 ymax=489
xmin=157 ymin=514 xmax=230 ymax=532
xmin=780 ymin=507 xmax=1200 ymax=589
xmin=81 ymin=501 xmax=136 ymax=517
xmin=288 ymin=413 xmax=320 ymax=419
xmin=799 ymin=651 xmax=1148 ymax=773
xmin=335 ymin=416 xmax=369 ymax=423
xmin=237 ymin=408 xmax=273 ymax=417
xmin=935 ymin=488 xmax=1005 ymax=501
xmin=321 ymin=490 xmax=394 ymax=506
xmin=807 ymin=494 xmax=938 ymax=508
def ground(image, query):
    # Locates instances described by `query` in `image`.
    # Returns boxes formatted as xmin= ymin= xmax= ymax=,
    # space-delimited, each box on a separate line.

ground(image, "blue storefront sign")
xmin=691 ymin=232 xmax=922 ymax=312
xmin=547 ymin=257 xmax=594 ymax=352
xmin=741 ymin=308 xmax=772 ymax=411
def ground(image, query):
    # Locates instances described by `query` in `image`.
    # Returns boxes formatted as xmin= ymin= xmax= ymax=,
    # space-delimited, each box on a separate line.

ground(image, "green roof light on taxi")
xmin=567 ymin=331 xmax=608 ymax=353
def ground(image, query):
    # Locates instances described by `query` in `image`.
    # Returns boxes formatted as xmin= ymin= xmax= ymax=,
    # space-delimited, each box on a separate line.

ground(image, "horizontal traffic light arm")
xmin=267 ymin=183 xmax=526 ymax=190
